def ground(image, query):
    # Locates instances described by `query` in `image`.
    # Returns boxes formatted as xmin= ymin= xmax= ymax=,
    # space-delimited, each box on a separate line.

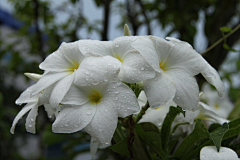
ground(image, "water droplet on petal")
xmin=114 ymin=42 xmax=119 ymax=47
xmin=86 ymin=108 xmax=93 ymax=115
xmin=29 ymin=124 xmax=32 ymax=127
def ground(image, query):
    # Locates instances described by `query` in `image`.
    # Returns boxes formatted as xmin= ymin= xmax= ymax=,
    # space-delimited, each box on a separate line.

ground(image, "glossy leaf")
xmin=161 ymin=106 xmax=185 ymax=153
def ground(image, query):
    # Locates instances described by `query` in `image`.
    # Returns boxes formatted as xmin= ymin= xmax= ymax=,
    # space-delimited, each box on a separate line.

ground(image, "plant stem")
xmin=134 ymin=102 xmax=150 ymax=123
xmin=201 ymin=23 xmax=240 ymax=55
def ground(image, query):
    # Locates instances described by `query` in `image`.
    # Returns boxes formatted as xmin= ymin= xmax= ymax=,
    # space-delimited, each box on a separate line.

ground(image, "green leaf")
xmin=208 ymin=123 xmax=221 ymax=132
xmin=220 ymin=26 xmax=232 ymax=32
xmin=228 ymin=117 xmax=240 ymax=129
xmin=174 ymin=119 xmax=210 ymax=160
xmin=223 ymin=125 xmax=240 ymax=140
xmin=113 ymin=122 xmax=127 ymax=143
xmin=161 ymin=106 xmax=185 ymax=153
xmin=223 ymin=43 xmax=237 ymax=52
xmin=209 ymin=123 xmax=229 ymax=151
xmin=135 ymin=123 xmax=167 ymax=159
xmin=109 ymin=138 xmax=130 ymax=157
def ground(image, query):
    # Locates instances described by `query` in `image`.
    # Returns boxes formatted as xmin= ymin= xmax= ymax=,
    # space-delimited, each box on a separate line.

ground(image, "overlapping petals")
xmin=78 ymin=36 xmax=155 ymax=83
xmin=132 ymin=36 xmax=224 ymax=111
xmin=52 ymin=82 xmax=140 ymax=144
xmin=11 ymin=84 xmax=54 ymax=134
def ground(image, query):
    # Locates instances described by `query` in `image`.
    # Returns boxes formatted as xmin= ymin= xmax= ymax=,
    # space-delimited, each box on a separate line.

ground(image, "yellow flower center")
xmin=68 ymin=61 xmax=80 ymax=74
xmin=153 ymin=106 xmax=163 ymax=110
xmin=214 ymin=104 xmax=220 ymax=109
xmin=88 ymin=90 xmax=102 ymax=104
xmin=159 ymin=61 xmax=167 ymax=71
xmin=114 ymin=54 xmax=123 ymax=63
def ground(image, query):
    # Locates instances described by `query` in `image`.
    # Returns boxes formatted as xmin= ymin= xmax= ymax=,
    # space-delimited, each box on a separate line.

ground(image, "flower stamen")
xmin=88 ymin=90 xmax=102 ymax=104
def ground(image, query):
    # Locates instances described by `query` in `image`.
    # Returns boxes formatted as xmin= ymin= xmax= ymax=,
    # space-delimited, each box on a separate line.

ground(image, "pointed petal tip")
xmin=10 ymin=127 xmax=15 ymax=134
xmin=124 ymin=24 xmax=131 ymax=36
xmin=24 ymin=73 xmax=42 ymax=81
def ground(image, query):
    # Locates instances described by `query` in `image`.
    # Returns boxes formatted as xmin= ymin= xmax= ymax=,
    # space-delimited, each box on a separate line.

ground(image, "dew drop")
xmin=86 ymin=109 xmax=93 ymax=115
xmin=114 ymin=42 xmax=119 ymax=47
xmin=140 ymin=67 xmax=144 ymax=71
xmin=104 ymin=77 xmax=108 ymax=82
xmin=29 ymin=124 xmax=32 ymax=127
xmin=30 ymin=118 xmax=34 ymax=122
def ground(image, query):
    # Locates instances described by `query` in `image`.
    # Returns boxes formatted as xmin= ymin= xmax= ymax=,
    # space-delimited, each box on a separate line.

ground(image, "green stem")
xmin=201 ymin=23 xmax=240 ymax=55
xmin=134 ymin=102 xmax=150 ymax=123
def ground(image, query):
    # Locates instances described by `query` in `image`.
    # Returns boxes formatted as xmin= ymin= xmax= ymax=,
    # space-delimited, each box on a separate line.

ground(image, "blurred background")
xmin=0 ymin=0 xmax=240 ymax=159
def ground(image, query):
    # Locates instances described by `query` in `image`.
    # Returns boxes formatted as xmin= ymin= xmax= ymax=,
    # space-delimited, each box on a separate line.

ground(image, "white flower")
xmin=200 ymin=146 xmax=239 ymax=160
xmin=31 ymin=41 xmax=121 ymax=108
xmin=138 ymin=91 xmax=177 ymax=127
xmin=11 ymin=84 xmax=54 ymax=134
xmin=78 ymin=36 xmax=155 ymax=83
xmin=132 ymin=36 xmax=224 ymax=111
xmin=197 ymin=102 xmax=230 ymax=124
xmin=52 ymin=82 xmax=140 ymax=144
xmin=90 ymin=137 xmax=111 ymax=158
xmin=137 ymin=92 xmax=228 ymax=134
xmin=201 ymin=83 xmax=234 ymax=119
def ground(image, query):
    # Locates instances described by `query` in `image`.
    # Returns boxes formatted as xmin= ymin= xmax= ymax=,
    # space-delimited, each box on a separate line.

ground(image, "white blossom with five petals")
xmin=52 ymin=81 xmax=140 ymax=145
xmin=132 ymin=36 xmax=224 ymax=111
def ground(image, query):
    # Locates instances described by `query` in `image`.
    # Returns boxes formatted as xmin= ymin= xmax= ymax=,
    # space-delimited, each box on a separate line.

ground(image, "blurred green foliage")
xmin=0 ymin=0 xmax=240 ymax=159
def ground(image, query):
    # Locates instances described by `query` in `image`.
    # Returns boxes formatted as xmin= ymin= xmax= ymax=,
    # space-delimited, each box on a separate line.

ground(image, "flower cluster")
xmin=11 ymin=32 xmax=224 ymax=155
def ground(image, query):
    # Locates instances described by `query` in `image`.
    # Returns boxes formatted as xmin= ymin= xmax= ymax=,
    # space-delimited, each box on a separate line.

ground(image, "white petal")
xmin=10 ymin=103 xmax=36 ymax=134
xmin=103 ymin=82 xmax=140 ymax=118
xmin=59 ymin=41 xmax=83 ymax=64
xmin=43 ymin=104 xmax=54 ymax=118
xmin=78 ymin=40 xmax=113 ymax=56
xmin=138 ymin=91 xmax=147 ymax=108
xmin=74 ymin=56 xmax=121 ymax=86
xmin=120 ymin=52 xmax=155 ymax=83
xmin=24 ymin=73 xmax=42 ymax=81
xmin=144 ymin=72 xmax=176 ymax=108
xmin=198 ymin=102 xmax=229 ymax=124
xmin=201 ymin=59 xmax=224 ymax=97
xmin=90 ymin=137 xmax=111 ymax=158
xmin=165 ymin=41 xmax=204 ymax=76
xmin=112 ymin=36 xmax=137 ymax=59
xmin=151 ymin=36 xmax=174 ymax=66
xmin=139 ymin=105 xmax=170 ymax=127
xmin=200 ymin=146 xmax=239 ymax=160
xmin=202 ymin=83 xmax=233 ymax=119
xmin=39 ymin=50 xmax=72 ymax=72
xmin=167 ymin=69 xmax=199 ymax=111
xmin=52 ymin=103 xmax=96 ymax=133
xmin=132 ymin=37 xmax=161 ymax=72
xmin=61 ymin=85 xmax=89 ymax=106
xmin=25 ymin=103 xmax=39 ymax=134
xmin=38 ymin=83 xmax=56 ymax=105
xmin=15 ymin=85 xmax=39 ymax=105
xmin=90 ymin=137 xmax=99 ymax=158
xmin=32 ymin=72 xmax=68 ymax=95
xmin=85 ymin=99 xmax=118 ymax=143
xmin=49 ymin=73 xmax=75 ymax=107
